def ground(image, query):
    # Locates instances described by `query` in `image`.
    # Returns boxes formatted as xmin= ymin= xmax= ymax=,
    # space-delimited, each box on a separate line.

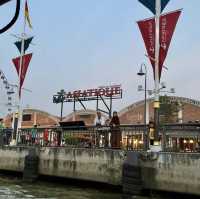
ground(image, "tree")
xmin=159 ymin=95 xmax=179 ymax=124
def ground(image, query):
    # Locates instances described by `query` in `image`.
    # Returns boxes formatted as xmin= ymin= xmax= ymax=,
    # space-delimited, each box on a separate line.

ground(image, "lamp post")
xmin=56 ymin=89 xmax=65 ymax=121
xmin=137 ymin=63 xmax=148 ymax=150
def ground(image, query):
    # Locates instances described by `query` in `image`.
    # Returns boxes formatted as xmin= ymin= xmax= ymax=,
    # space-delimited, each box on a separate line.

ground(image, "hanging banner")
xmin=137 ymin=9 xmax=181 ymax=79
xmin=137 ymin=16 xmax=155 ymax=74
xmin=12 ymin=53 xmax=32 ymax=97
xmin=14 ymin=37 xmax=33 ymax=53
xmin=138 ymin=0 xmax=170 ymax=15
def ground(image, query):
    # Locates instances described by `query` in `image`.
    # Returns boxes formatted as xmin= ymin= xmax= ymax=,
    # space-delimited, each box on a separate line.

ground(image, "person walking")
xmin=110 ymin=111 xmax=121 ymax=149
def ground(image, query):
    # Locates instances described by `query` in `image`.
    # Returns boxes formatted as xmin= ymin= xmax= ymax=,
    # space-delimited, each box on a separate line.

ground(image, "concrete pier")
xmin=0 ymin=147 xmax=124 ymax=185
xmin=1 ymin=146 xmax=200 ymax=196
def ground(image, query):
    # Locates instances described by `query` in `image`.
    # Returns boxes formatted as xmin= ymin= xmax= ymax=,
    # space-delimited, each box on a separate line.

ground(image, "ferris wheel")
xmin=0 ymin=68 xmax=16 ymax=118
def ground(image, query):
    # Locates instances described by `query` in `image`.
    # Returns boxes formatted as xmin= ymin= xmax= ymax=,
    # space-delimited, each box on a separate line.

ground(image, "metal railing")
xmin=15 ymin=125 xmax=146 ymax=150
xmin=2 ymin=123 xmax=200 ymax=152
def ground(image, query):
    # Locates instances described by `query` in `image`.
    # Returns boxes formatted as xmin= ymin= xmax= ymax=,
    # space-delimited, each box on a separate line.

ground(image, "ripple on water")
xmin=0 ymin=182 xmax=121 ymax=199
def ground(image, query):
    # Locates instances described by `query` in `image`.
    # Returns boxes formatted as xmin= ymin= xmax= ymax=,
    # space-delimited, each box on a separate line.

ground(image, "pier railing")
xmin=14 ymin=125 xmax=147 ymax=150
xmin=2 ymin=123 xmax=200 ymax=152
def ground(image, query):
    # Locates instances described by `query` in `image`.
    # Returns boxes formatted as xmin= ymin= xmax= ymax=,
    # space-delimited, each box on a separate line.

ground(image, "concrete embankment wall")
xmin=141 ymin=152 xmax=200 ymax=195
xmin=0 ymin=147 xmax=29 ymax=172
xmin=39 ymin=147 xmax=124 ymax=185
xmin=1 ymin=147 xmax=200 ymax=195
xmin=0 ymin=147 xmax=124 ymax=185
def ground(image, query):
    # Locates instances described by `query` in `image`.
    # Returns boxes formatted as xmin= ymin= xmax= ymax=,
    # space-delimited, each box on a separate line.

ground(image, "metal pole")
xmin=60 ymin=100 xmax=63 ymax=121
xmin=15 ymin=8 xmax=27 ymax=144
xmin=109 ymin=96 xmax=112 ymax=119
xmin=144 ymin=65 xmax=148 ymax=150
xmin=73 ymin=99 xmax=76 ymax=121
xmin=154 ymin=0 xmax=161 ymax=143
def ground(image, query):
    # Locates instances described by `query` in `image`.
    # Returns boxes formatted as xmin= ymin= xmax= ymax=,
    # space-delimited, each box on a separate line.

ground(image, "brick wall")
xmin=3 ymin=109 xmax=59 ymax=128
xmin=119 ymin=101 xmax=200 ymax=124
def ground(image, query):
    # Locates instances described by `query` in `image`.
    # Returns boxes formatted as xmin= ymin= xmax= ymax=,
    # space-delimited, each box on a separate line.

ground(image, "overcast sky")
xmin=0 ymin=0 xmax=199 ymax=117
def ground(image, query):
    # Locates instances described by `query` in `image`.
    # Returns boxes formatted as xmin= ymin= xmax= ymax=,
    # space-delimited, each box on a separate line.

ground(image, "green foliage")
xmin=63 ymin=134 xmax=79 ymax=145
xmin=159 ymin=95 xmax=179 ymax=124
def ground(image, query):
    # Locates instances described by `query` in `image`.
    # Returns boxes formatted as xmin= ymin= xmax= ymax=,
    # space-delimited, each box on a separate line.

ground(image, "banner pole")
xmin=154 ymin=0 xmax=161 ymax=145
xmin=15 ymin=3 xmax=26 ymax=145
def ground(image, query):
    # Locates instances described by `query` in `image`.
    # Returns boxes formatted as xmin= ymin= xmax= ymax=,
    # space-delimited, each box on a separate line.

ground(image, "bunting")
xmin=138 ymin=0 xmax=170 ymax=15
xmin=12 ymin=53 xmax=33 ymax=97
xmin=14 ymin=37 xmax=33 ymax=53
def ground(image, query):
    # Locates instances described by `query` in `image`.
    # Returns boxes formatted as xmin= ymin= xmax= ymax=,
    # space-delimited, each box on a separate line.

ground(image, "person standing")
xmin=110 ymin=111 xmax=121 ymax=149
xmin=94 ymin=111 xmax=105 ymax=147
xmin=31 ymin=124 xmax=37 ymax=145
xmin=94 ymin=111 xmax=105 ymax=126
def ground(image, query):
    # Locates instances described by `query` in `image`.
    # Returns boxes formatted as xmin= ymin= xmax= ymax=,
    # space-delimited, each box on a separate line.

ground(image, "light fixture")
xmin=161 ymin=82 xmax=166 ymax=89
xmin=170 ymin=88 xmax=175 ymax=94
xmin=133 ymin=139 xmax=138 ymax=144
xmin=137 ymin=85 xmax=143 ymax=92
xmin=137 ymin=67 xmax=145 ymax=76
xmin=189 ymin=140 xmax=194 ymax=144
xmin=139 ymin=140 xmax=143 ymax=144
xmin=148 ymin=90 xmax=153 ymax=96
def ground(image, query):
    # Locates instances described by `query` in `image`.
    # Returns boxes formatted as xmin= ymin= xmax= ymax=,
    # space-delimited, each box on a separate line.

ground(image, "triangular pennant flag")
xmin=14 ymin=37 xmax=33 ymax=53
xmin=137 ymin=9 xmax=181 ymax=80
xmin=138 ymin=0 xmax=170 ymax=15
xmin=12 ymin=53 xmax=32 ymax=97
xmin=137 ymin=16 xmax=156 ymax=74
xmin=25 ymin=0 xmax=32 ymax=29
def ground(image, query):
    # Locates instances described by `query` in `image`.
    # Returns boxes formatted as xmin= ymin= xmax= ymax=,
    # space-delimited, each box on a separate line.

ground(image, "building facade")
xmin=119 ymin=96 xmax=200 ymax=124
xmin=3 ymin=109 xmax=60 ymax=128
xmin=3 ymin=96 xmax=200 ymax=127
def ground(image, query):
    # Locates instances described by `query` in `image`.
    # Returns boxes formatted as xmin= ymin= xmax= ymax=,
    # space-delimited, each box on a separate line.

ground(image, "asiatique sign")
xmin=65 ymin=85 xmax=122 ymax=99
xmin=53 ymin=85 xmax=122 ymax=104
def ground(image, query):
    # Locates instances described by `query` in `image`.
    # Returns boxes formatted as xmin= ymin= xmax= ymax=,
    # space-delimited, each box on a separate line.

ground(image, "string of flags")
xmin=0 ymin=69 xmax=13 ymax=113
xmin=12 ymin=0 xmax=33 ymax=98
xmin=138 ymin=0 xmax=182 ymax=80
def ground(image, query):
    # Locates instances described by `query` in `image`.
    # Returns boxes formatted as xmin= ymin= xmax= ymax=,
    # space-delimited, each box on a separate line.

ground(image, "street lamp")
xmin=0 ymin=0 xmax=20 ymax=34
xmin=137 ymin=63 xmax=148 ymax=150
xmin=53 ymin=89 xmax=66 ymax=121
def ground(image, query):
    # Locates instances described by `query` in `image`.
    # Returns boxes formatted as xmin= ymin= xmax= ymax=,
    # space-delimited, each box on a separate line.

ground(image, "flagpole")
xmin=16 ymin=1 xmax=26 ymax=145
xmin=154 ymin=0 xmax=161 ymax=145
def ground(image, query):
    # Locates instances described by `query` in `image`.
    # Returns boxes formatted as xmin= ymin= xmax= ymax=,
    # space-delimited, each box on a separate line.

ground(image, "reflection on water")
xmin=0 ymin=176 xmax=121 ymax=199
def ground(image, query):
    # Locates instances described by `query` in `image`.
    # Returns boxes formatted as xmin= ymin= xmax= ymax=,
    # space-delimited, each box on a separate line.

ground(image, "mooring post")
xmin=23 ymin=147 xmax=39 ymax=182
xmin=122 ymin=151 xmax=143 ymax=197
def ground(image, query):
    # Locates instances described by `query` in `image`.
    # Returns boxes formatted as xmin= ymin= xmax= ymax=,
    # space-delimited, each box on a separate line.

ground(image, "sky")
xmin=0 ymin=0 xmax=200 ymax=117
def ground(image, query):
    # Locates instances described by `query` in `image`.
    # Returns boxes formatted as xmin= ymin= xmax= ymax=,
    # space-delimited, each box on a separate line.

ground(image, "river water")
xmin=0 ymin=175 xmax=122 ymax=199
xmin=0 ymin=175 xmax=194 ymax=199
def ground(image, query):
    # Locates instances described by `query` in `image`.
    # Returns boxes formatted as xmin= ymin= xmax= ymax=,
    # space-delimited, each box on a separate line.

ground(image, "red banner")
xmin=12 ymin=53 xmax=32 ymax=97
xmin=137 ymin=10 xmax=181 ymax=80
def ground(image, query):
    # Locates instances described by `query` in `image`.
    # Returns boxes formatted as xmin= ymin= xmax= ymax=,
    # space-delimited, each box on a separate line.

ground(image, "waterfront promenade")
xmin=1 ymin=123 xmax=200 ymax=197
